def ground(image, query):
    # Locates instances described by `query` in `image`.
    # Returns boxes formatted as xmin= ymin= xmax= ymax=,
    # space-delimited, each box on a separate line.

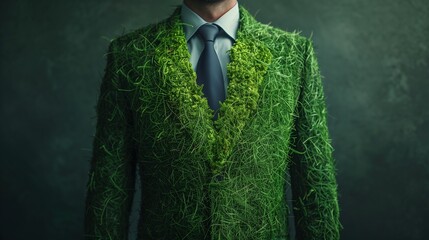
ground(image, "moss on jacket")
xmin=84 ymin=4 xmax=341 ymax=240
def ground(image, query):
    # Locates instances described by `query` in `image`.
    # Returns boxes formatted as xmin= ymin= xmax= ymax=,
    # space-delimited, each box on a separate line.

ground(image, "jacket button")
xmin=214 ymin=174 xmax=224 ymax=182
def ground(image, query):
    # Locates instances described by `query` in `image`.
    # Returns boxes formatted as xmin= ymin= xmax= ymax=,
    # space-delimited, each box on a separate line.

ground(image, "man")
xmin=84 ymin=0 xmax=341 ymax=239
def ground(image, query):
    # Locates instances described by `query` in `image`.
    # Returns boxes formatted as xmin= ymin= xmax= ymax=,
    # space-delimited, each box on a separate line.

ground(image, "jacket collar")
xmin=153 ymin=4 xmax=272 ymax=174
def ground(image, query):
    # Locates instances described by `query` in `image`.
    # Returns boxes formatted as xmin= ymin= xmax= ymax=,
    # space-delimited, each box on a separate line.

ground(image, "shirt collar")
xmin=180 ymin=1 xmax=240 ymax=42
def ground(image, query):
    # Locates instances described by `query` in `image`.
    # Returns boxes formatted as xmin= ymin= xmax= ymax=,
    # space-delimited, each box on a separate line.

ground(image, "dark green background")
xmin=1 ymin=0 xmax=428 ymax=239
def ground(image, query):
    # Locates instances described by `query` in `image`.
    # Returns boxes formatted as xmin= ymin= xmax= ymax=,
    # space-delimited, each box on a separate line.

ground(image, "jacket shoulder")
xmin=110 ymin=23 xmax=159 ymax=50
xmin=101 ymin=15 xmax=173 ymax=89
xmin=249 ymin=20 xmax=309 ymax=53
xmin=107 ymin=12 xmax=174 ymax=55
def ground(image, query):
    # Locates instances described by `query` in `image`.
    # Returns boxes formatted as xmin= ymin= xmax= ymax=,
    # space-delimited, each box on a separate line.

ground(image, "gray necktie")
xmin=196 ymin=23 xmax=225 ymax=121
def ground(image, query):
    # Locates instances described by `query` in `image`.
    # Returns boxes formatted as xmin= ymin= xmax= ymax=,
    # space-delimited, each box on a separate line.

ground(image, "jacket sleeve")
xmin=288 ymin=38 xmax=342 ymax=240
xmin=84 ymin=39 xmax=137 ymax=240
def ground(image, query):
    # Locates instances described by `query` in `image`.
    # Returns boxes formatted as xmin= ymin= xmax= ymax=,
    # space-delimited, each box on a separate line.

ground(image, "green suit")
xmin=84 ymin=4 xmax=341 ymax=240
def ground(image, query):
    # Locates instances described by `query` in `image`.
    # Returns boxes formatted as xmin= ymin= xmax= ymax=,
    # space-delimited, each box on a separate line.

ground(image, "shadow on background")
xmin=0 ymin=0 xmax=428 ymax=239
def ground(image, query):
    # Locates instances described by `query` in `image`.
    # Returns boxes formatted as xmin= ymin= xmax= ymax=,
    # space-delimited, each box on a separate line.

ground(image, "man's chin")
xmin=200 ymin=0 xmax=224 ymax=3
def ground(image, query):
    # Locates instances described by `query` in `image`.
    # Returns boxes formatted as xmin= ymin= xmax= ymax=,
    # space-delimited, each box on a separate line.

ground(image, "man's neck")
xmin=183 ymin=0 xmax=238 ymax=22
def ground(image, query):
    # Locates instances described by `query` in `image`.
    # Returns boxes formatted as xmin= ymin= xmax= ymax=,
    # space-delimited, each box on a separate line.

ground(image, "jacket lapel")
xmin=154 ymin=5 xmax=272 ymax=174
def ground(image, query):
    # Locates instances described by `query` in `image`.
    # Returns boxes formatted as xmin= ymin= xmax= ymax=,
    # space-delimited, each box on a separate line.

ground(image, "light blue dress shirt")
xmin=180 ymin=2 xmax=240 ymax=97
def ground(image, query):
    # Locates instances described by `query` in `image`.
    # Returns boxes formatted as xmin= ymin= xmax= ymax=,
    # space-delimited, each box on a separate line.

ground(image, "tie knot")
xmin=197 ymin=23 xmax=220 ymax=42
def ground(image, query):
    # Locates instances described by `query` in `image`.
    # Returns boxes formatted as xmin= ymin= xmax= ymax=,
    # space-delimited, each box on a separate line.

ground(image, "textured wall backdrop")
xmin=1 ymin=0 xmax=428 ymax=239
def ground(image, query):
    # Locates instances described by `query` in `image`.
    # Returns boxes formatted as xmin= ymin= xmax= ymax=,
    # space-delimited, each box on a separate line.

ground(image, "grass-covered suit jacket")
xmin=84 ymin=4 xmax=341 ymax=240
